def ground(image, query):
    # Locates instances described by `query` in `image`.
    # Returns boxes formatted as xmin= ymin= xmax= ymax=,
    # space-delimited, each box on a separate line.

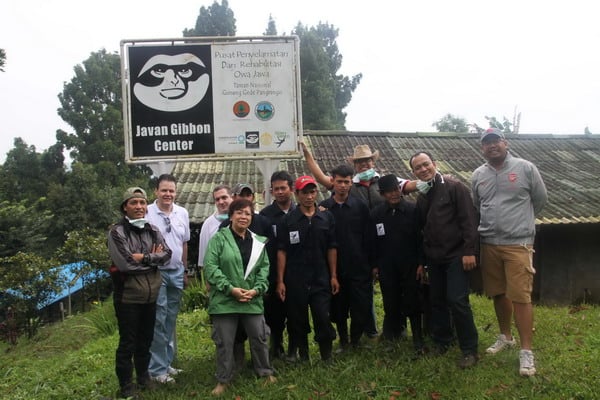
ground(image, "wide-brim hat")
xmin=347 ymin=144 xmax=380 ymax=163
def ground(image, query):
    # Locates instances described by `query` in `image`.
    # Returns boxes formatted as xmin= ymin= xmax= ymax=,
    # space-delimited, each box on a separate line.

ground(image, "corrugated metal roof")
xmin=172 ymin=131 xmax=600 ymax=225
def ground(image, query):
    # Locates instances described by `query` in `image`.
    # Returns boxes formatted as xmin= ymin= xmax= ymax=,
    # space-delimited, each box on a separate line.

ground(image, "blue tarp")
xmin=6 ymin=262 xmax=108 ymax=309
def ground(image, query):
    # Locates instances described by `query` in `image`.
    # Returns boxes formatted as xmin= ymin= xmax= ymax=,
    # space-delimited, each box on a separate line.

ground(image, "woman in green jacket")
xmin=204 ymin=198 xmax=275 ymax=396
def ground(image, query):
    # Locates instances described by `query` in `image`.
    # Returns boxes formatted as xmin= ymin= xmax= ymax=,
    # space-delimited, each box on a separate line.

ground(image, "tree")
xmin=0 ymin=138 xmax=47 ymax=203
xmin=0 ymin=200 xmax=52 ymax=258
xmin=0 ymin=252 xmax=62 ymax=338
xmin=45 ymin=162 xmax=132 ymax=248
xmin=432 ymin=113 xmax=469 ymax=133
xmin=55 ymin=228 xmax=112 ymax=311
xmin=293 ymin=23 xmax=362 ymax=130
xmin=264 ymin=15 xmax=277 ymax=36
xmin=56 ymin=49 xmax=149 ymax=187
xmin=183 ymin=0 xmax=236 ymax=37
xmin=0 ymin=48 xmax=6 ymax=72
xmin=485 ymin=115 xmax=513 ymax=134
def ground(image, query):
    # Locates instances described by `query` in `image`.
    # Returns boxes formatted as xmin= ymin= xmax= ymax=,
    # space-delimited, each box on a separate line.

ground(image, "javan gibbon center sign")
xmin=120 ymin=36 xmax=301 ymax=163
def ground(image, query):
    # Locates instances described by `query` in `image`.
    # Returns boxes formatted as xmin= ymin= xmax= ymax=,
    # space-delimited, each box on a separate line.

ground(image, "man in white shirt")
xmin=147 ymin=174 xmax=190 ymax=383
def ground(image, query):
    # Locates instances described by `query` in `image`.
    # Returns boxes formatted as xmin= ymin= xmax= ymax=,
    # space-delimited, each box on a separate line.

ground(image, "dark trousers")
xmin=379 ymin=274 xmax=411 ymax=340
xmin=286 ymin=283 xmax=336 ymax=348
xmin=264 ymin=285 xmax=287 ymax=351
xmin=114 ymin=301 xmax=156 ymax=387
xmin=429 ymin=257 xmax=478 ymax=355
xmin=331 ymin=277 xmax=371 ymax=345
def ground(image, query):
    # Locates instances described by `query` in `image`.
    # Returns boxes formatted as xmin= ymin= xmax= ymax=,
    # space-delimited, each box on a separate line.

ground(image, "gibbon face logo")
xmin=133 ymin=53 xmax=209 ymax=112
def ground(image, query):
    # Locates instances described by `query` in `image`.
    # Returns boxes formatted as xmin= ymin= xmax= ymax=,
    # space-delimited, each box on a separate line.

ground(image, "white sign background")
xmin=121 ymin=36 xmax=301 ymax=163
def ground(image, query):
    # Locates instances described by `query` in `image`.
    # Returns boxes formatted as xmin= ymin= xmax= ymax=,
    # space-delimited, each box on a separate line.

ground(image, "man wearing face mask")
xmin=302 ymin=143 xmax=423 ymax=339
xmin=197 ymin=185 xmax=234 ymax=271
xmin=410 ymin=151 xmax=479 ymax=369
xmin=302 ymin=143 xmax=422 ymax=209
xmin=108 ymin=187 xmax=172 ymax=399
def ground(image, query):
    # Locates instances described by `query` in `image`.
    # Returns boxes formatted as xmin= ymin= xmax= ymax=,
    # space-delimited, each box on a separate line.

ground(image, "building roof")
xmin=173 ymin=131 xmax=600 ymax=225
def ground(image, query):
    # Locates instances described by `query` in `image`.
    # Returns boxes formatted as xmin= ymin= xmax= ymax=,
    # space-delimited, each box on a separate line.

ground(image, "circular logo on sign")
xmin=233 ymin=101 xmax=250 ymax=118
xmin=255 ymin=101 xmax=274 ymax=121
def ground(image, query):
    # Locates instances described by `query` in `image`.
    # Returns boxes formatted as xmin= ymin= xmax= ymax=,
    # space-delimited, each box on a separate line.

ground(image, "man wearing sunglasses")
xmin=147 ymin=174 xmax=190 ymax=384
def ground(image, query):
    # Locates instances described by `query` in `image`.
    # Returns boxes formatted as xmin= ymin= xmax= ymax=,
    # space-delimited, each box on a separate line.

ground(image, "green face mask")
xmin=215 ymin=213 xmax=229 ymax=221
xmin=128 ymin=218 xmax=148 ymax=229
xmin=357 ymin=168 xmax=376 ymax=182
xmin=416 ymin=180 xmax=432 ymax=194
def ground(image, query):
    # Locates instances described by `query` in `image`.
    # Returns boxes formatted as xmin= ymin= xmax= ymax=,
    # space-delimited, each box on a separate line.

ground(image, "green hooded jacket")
xmin=204 ymin=228 xmax=269 ymax=315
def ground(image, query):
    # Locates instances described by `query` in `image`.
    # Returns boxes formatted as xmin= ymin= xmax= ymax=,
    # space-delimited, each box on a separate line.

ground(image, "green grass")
xmin=1 ymin=294 xmax=598 ymax=400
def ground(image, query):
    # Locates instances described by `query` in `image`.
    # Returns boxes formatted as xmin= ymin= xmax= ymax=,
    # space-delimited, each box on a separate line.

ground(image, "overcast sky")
xmin=1 ymin=0 xmax=598 ymax=162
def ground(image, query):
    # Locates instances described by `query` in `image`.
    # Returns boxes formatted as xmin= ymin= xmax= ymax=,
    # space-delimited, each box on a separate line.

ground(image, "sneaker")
xmin=519 ymin=350 xmax=536 ymax=376
xmin=458 ymin=353 xmax=479 ymax=369
xmin=151 ymin=373 xmax=175 ymax=384
xmin=167 ymin=366 xmax=183 ymax=376
xmin=486 ymin=334 xmax=516 ymax=354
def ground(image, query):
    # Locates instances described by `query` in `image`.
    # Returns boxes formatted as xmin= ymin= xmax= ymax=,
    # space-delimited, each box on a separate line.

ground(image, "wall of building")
xmin=535 ymin=223 xmax=600 ymax=305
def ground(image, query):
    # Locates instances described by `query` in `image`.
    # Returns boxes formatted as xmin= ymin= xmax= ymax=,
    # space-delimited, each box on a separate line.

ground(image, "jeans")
xmin=149 ymin=268 xmax=184 ymax=376
xmin=428 ymin=257 xmax=478 ymax=355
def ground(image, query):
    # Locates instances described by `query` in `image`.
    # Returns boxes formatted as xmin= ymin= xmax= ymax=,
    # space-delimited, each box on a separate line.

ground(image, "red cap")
xmin=295 ymin=175 xmax=317 ymax=190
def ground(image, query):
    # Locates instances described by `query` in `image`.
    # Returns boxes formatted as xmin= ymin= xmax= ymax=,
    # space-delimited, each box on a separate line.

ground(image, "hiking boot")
xmin=458 ymin=353 xmax=479 ymax=369
xmin=519 ymin=349 xmax=536 ymax=376
xmin=486 ymin=334 xmax=516 ymax=354
xmin=430 ymin=344 xmax=449 ymax=357
xmin=119 ymin=382 xmax=138 ymax=399
xmin=151 ymin=373 xmax=175 ymax=384
xmin=137 ymin=373 xmax=157 ymax=391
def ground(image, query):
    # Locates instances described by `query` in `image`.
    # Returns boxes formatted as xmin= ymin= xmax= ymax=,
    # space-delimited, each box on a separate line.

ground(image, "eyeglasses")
xmin=163 ymin=216 xmax=171 ymax=233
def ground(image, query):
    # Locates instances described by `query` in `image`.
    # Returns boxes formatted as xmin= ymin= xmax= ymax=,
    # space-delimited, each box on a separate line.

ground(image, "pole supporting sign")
xmin=120 ymin=36 xmax=302 ymax=163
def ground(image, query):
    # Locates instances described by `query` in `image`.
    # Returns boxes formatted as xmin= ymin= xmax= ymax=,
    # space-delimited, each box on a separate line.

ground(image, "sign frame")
xmin=120 ymin=36 xmax=302 ymax=163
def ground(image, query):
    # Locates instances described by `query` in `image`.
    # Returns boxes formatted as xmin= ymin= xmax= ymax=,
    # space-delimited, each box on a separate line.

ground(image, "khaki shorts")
xmin=480 ymin=243 xmax=535 ymax=303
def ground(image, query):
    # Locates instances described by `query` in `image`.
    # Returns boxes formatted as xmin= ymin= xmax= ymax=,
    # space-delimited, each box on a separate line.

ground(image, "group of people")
xmin=107 ymin=127 xmax=547 ymax=398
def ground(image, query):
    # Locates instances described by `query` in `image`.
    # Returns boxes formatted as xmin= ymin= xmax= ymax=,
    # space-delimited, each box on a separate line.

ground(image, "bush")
xmin=181 ymin=277 xmax=208 ymax=312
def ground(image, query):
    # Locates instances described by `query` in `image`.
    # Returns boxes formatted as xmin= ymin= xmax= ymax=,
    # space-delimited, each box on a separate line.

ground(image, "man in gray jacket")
xmin=471 ymin=128 xmax=547 ymax=377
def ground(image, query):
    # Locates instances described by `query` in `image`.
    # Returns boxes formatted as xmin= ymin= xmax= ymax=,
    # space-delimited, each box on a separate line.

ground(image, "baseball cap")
xmin=122 ymin=187 xmax=147 ymax=205
xmin=480 ymin=128 xmax=506 ymax=142
xmin=233 ymin=183 xmax=254 ymax=195
xmin=295 ymin=175 xmax=317 ymax=190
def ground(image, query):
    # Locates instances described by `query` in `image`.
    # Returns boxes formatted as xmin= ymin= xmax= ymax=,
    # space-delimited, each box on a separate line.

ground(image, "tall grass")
xmin=1 ymin=294 xmax=598 ymax=399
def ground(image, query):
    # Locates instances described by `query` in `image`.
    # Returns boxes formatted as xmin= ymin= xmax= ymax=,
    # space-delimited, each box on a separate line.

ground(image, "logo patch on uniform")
xmin=289 ymin=231 xmax=300 ymax=244
xmin=376 ymin=223 xmax=385 ymax=236
xmin=508 ymin=173 xmax=517 ymax=182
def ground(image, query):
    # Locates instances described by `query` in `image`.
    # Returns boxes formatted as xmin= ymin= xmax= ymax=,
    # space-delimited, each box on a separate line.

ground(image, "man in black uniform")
xmin=259 ymin=171 xmax=296 ymax=359
xmin=276 ymin=176 xmax=339 ymax=362
xmin=371 ymin=174 xmax=425 ymax=354
xmin=319 ymin=164 xmax=374 ymax=350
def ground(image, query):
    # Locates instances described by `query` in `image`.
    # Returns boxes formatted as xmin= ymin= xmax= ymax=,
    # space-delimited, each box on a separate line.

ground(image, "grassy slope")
xmin=1 ymin=295 xmax=598 ymax=400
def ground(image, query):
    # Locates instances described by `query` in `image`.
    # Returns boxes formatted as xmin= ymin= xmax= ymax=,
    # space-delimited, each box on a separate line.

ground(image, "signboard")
xmin=120 ymin=36 xmax=302 ymax=163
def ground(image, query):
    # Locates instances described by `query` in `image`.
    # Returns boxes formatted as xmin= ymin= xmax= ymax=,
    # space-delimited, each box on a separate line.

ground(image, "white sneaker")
xmin=167 ymin=366 xmax=183 ymax=376
xmin=519 ymin=350 xmax=536 ymax=376
xmin=151 ymin=373 xmax=175 ymax=384
xmin=486 ymin=334 xmax=516 ymax=354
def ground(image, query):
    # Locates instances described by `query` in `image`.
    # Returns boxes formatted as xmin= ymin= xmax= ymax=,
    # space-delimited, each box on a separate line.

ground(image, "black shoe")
xmin=430 ymin=345 xmax=449 ymax=357
xmin=137 ymin=373 xmax=156 ymax=391
xmin=319 ymin=341 xmax=333 ymax=361
xmin=119 ymin=382 xmax=138 ymax=399
xmin=458 ymin=353 xmax=479 ymax=369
